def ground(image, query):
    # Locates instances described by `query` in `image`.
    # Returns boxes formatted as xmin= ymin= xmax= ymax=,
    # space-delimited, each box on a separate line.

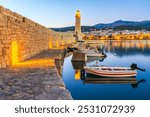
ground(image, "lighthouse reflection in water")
xmin=62 ymin=40 xmax=150 ymax=100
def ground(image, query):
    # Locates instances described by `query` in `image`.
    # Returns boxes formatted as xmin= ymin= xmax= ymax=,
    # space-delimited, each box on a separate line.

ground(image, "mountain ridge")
xmin=50 ymin=20 xmax=150 ymax=32
xmin=94 ymin=20 xmax=150 ymax=29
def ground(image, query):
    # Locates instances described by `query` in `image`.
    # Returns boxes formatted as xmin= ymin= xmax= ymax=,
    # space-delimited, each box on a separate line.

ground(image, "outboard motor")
xmin=130 ymin=63 xmax=146 ymax=71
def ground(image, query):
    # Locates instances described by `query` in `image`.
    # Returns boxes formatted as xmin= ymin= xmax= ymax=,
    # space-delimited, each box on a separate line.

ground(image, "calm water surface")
xmin=62 ymin=40 xmax=150 ymax=100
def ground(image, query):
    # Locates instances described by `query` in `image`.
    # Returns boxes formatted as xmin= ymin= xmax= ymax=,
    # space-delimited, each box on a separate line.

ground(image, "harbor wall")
xmin=0 ymin=6 xmax=75 ymax=68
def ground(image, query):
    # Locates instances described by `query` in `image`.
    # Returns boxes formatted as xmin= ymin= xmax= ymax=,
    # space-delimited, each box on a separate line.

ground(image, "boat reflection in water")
xmin=81 ymin=76 xmax=146 ymax=89
xmin=73 ymin=69 xmax=145 ymax=89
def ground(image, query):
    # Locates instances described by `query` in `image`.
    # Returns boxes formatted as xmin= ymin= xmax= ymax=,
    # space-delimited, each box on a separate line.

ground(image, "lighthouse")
xmin=75 ymin=10 xmax=83 ymax=41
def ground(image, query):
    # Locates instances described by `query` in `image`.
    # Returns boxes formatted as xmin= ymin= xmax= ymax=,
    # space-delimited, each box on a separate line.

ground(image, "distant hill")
xmin=50 ymin=20 xmax=150 ymax=32
xmin=94 ymin=20 xmax=150 ymax=30
xmin=50 ymin=26 xmax=97 ymax=32
xmin=51 ymin=26 xmax=75 ymax=32
xmin=114 ymin=25 xmax=150 ymax=31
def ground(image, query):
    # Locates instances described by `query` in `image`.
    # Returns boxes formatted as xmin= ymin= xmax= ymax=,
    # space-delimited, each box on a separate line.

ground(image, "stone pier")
xmin=0 ymin=49 xmax=72 ymax=100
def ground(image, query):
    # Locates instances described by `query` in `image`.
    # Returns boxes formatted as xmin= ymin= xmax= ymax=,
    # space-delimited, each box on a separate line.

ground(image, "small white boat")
xmin=84 ymin=66 xmax=137 ymax=78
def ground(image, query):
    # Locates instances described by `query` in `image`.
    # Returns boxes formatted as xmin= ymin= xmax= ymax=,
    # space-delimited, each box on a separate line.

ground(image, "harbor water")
xmin=62 ymin=40 xmax=150 ymax=100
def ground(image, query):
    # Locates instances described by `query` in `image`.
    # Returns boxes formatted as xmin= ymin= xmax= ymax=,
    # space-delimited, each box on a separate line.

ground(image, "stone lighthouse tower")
xmin=75 ymin=10 xmax=83 ymax=41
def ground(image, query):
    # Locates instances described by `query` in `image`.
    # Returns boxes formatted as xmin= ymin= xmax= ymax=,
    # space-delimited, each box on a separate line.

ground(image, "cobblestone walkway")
xmin=0 ymin=49 xmax=72 ymax=100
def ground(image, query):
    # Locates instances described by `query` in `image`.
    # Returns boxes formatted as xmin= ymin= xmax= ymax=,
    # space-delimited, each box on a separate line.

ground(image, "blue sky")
xmin=0 ymin=0 xmax=150 ymax=27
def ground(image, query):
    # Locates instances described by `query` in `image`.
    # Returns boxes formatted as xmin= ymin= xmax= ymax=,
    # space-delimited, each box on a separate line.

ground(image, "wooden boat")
xmin=84 ymin=66 xmax=137 ymax=78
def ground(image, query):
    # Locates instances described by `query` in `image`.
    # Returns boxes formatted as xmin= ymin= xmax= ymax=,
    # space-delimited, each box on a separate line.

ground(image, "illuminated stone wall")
xmin=0 ymin=6 xmax=75 ymax=68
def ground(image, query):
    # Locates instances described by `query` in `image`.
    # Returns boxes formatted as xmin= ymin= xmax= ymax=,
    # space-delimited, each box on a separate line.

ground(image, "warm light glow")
xmin=11 ymin=41 xmax=19 ymax=65
xmin=114 ymin=35 xmax=121 ymax=40
xmin=75 ymin=70 xmax=81 ymax=80
xmin=12 ymin=58 xmax=55 ymax=68
xmin=68 ymin=39 xmax=71 ymax=44
xmin=76 ymin=10 xmax=81 ymax=18
xmin=61 ymin=40 xmax=65 ymax=46
xmin=49 ymin=40 xmax=65 ymax=49
xmin=139 ymin=43 xmax=144 ymax=49
xmin=56 ymin=40 xmax=59 ymax=47
xmin=11 ymin=41 xmax=55 ymax=68
xmin=83 ymin=32 xmax=150 ymax=40
xmin=104 ymin=40 xmax=150 ymax=50
xmin=148 ymin=43 xmax=150 ymax=48
xmin=49 ymin=41 xmax=52 ymax=49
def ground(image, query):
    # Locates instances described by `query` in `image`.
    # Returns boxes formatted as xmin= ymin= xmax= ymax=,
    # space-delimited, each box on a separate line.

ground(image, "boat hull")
xmin=84 ymin=67 xmax=137 ymax=78
xmin=86 ymin=73 xmax=136 ymax=78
